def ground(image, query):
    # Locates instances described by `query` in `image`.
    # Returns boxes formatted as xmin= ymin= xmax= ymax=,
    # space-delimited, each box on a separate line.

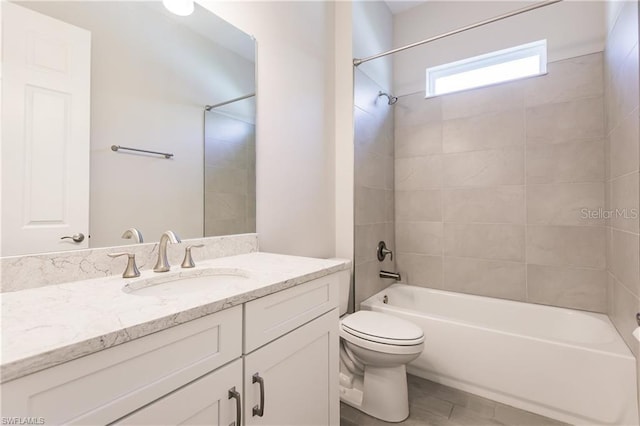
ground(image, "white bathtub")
xmin=361 ymin=284 xmax=639 ymax=425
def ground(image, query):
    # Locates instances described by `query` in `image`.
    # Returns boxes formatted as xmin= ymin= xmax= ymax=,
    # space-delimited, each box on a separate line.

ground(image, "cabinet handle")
xmin=228 ymin=386 xmax=241 ymax=426
xmin=252 ymin=373 xmax=265 ymax=417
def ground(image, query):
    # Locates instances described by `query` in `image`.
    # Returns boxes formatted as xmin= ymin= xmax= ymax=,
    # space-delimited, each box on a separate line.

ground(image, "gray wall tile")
xmin=527 ymin=265 xmax=607 ymax=312
xmin=397 ymin=221 xmax=443 ymax=255
xmin=610 ymin=172 xmax=640 ymax=233
xmin=444 ymin=223 xmax=525 ymax=262
xmin=355 ymin=186 xmax=388 ymax=225
xmin=527 ymin=225 xmax=606 ymax=269
xmin=610 ymin=229 xmax=640 ymax=296
xmin=603 ymin=2 xmax=640 ymax=385
xmin=355 ymin=149 xmax=387 ymax=190
xmin=442 ymin=109 xmax=524 ymax=153
xmin=354 ymin=68 xmax=396 ymax=305
xmin=609 ymin=112 xmax=639 ymax=179
xmin=442 ymin=147 xmax=524 ymax=187
xmin=608 ymin=44 xmax=639 ymax=133
xmin=526 ymin=97 xmax=605 ymax=145
xmin=524 ymin=52 xmax=603 ymax=107
xmin=396 ymin=122 xmax=443 ymax=158
xmin=396 ymin=190 xmax=442 ymax=222
xmin=396 ymin=253 xmax=444 ymax=289
xmin=444 ymin=257 xmax=526 ymax=301
xmin=526 ymin=139 xmax=605 ymax=184
xmin=394 ymin=53 xmax=608 ymax=313
xmin=609 ymin=274 xmax=640 ymax=357
xmin=441 ymin=80 xmax=524 ymax=120
xmin=396 ymin=155 xmax=443 ymax=190
xmin=443 ymin=186 xmax=525 ymax=224
xmin=526 ymin=183 xmax=605 ymax=226
xmin=396 ymin=93 xmax=442 ymax=127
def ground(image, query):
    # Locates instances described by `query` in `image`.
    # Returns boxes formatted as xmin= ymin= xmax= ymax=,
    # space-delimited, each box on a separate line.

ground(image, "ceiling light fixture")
xmin=162 ymin=0 xmax=194 ymax=16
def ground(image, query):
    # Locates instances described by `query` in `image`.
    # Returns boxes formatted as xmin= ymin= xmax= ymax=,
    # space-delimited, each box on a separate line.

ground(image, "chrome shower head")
xmin=378 ymin=91 xmax=398 ymax=105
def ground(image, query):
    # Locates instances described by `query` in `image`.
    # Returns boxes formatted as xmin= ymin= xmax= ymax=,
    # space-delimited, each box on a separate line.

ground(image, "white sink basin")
xmin=123 ymin=268 xmax=256 ymax=296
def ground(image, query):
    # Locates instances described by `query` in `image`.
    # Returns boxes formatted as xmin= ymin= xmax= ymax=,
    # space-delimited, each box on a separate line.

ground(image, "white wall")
xmin=200 ymin=1 xmax=337 ymax=258
xmin=353 ymin=0 xmax=394 ymax=92
xmin=334 ymin=1 xmax=355 ymax=261
xmin=394 ymin=1 xmax=606 ymax=95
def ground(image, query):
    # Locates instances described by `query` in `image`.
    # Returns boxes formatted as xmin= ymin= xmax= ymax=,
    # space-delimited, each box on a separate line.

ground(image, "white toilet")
xmin=338 ymin=278 xmax=425 ymax=422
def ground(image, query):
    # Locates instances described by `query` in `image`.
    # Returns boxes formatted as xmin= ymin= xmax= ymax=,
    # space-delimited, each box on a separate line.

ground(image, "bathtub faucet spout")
xmin=380 ymin=270 xmax=401 ymax=281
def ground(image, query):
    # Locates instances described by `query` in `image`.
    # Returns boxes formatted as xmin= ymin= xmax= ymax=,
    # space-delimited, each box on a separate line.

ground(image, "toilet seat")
xmin=340 ymin=311 xmax=424 ymax=355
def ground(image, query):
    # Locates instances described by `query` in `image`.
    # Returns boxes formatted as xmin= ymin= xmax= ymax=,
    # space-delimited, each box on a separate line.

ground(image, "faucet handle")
xmin=108 ymin=252 xmax=140 ymax=278
xmin=377 ymin=241 xmax=393 ymax=261
xmin=181 ymin=244 xmax=205 ymax=268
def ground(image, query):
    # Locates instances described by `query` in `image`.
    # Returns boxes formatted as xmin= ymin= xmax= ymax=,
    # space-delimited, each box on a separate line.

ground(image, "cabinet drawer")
xmin=2 ymin=305 xmax=242 ymax=425
xmin=244 ymin=271 xmax=343 ymax=353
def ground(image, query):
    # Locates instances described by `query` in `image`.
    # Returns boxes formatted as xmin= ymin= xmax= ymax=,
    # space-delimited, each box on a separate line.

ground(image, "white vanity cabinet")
xmin=243 ymin=274 xmax=340 ymax=426
xmin=1 ymin=270 xmax=346 ymax=426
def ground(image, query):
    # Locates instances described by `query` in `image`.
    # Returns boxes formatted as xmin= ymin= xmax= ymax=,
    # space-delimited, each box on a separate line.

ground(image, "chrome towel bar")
xmin=111 ymin=145 xmax=173 ymax=159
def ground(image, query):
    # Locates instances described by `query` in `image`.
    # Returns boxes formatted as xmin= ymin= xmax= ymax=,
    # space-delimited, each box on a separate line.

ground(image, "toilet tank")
xmin=338 ymin=270 xmax=351 ymax=316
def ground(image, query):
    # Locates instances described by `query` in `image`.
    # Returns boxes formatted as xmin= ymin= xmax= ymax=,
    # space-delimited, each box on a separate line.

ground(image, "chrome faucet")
xmin=380 ymin=270 xmax=401 ymax=281
xmin=121 ymin=227 xmax=143 ymax=243
xmin=153 ymin=231 xmax=181 ymax=272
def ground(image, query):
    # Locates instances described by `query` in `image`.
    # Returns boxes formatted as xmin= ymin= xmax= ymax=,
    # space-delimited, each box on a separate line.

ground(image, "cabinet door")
xmin=244 ymin=309 xmax=339 ymax=426
xmin=115 ymin=359 xmax=243 ymax=426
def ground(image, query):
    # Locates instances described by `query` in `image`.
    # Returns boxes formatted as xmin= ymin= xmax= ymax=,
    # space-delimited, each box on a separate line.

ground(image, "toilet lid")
xmin=341 ymin=311 xmax=424 ymax=343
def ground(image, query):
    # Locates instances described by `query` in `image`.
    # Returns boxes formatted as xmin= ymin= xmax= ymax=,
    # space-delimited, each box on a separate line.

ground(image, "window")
xmin=425 ymin=40 xmax=547 ymax=97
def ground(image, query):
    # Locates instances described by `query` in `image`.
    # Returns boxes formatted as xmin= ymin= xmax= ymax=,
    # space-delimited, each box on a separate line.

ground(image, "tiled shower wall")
xmin=394 ymin=52 xmax=608 ymax=312
xmin=204 ymin=111 xmax=256 ymax=237
xmin=354 ymin=69 xmax=395 ymax=307
xmin=605 ymin=0 xmax=640 ymax=361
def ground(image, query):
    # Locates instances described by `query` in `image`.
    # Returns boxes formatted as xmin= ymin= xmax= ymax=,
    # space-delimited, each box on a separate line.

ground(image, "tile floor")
xmin=340 ymin=374 xmax=568 ymax=426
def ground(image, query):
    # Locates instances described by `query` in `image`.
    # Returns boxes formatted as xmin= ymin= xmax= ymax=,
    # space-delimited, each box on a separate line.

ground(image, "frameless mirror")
xmin=1 ymin=1 xmax=256 ymax=256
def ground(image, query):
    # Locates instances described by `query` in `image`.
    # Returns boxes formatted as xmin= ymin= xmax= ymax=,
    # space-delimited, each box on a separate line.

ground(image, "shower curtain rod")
xmin=205 ymin=93 xmax=256 ymax=111
xmin=353 ymin=0 xmax=562 ymax=66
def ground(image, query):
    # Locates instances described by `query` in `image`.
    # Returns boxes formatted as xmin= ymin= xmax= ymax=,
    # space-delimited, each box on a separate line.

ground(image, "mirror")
xmin=1 ymin=1 xmax=256 ymax=256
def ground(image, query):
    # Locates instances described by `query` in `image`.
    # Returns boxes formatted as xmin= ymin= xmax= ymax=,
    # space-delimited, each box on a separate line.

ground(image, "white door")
xmin=244 ymin=310 xmax=340 ymax=426
xmin=1 ymin=2 xmax=91 ymax=256
xmin=116 ymin=359 xmax=244 ymax=426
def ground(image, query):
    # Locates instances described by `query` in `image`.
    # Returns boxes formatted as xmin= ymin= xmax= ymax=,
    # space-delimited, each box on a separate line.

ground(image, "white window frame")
xmin=425 ymin=40 xmax=547 ymax=97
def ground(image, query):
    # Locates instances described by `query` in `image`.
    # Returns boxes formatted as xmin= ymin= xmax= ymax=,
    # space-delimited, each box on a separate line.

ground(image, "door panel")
xmin=1 ymin=2 xmax=90 ymax=255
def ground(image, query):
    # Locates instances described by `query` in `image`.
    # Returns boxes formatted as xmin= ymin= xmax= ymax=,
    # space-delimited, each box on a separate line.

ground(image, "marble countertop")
xmin=1 ymin=252 xmax=350 ymax=383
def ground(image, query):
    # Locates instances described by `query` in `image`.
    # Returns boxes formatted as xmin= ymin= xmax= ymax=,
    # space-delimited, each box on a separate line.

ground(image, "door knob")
xmin=61 ymin=233 xmax=85 ymax=243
